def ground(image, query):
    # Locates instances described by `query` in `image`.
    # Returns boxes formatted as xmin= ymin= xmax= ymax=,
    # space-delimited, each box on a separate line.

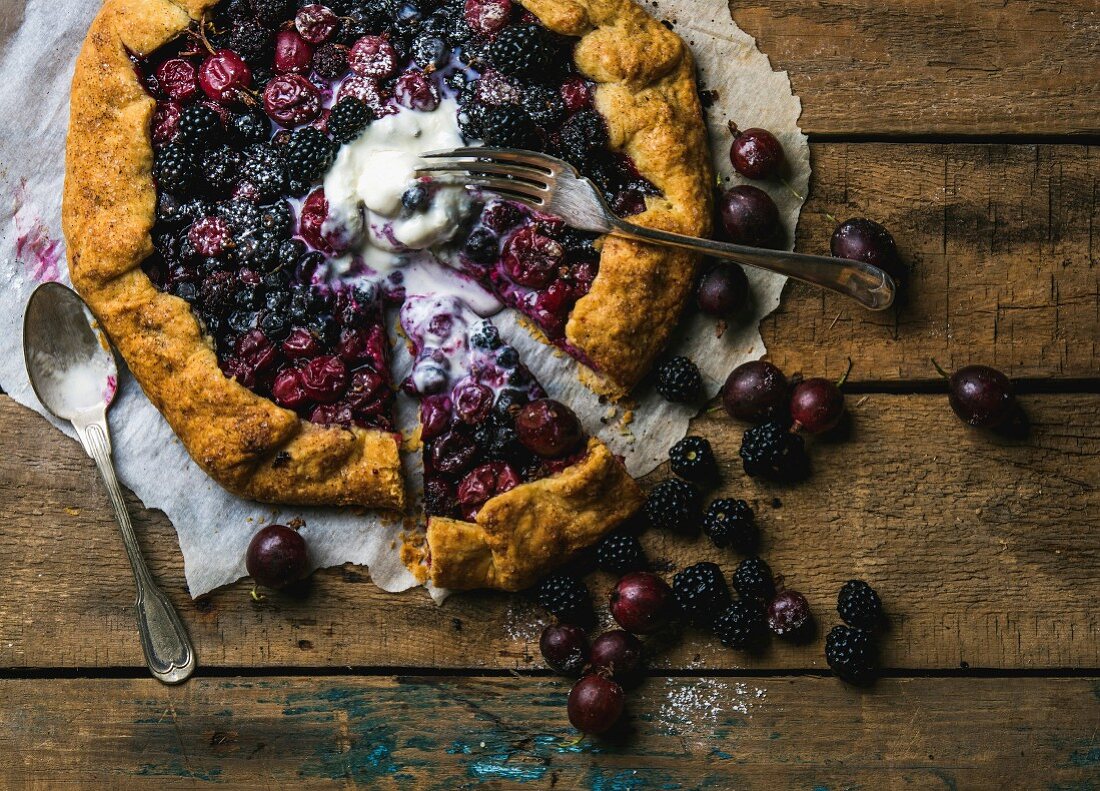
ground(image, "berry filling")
xmin=135 ymin=0 xmax=657 ymax=495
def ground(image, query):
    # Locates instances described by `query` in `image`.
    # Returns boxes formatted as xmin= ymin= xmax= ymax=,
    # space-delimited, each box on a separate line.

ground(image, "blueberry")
xmin=497 ymin=346 xmax=519 ymax=368
xmin=402 ymin=184 xmax=431 ymax=212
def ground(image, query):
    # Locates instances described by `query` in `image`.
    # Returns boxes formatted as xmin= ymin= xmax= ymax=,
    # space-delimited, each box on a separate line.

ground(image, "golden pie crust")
xmin=64 ymin=0 xmax=704 ymax=588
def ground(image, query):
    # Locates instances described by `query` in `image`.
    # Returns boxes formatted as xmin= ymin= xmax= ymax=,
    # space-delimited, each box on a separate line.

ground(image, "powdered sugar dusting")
xmin=502 ymin=599 xmax=547 ymax=643
xmin=658 ymin=679 xmax=767 ymax=735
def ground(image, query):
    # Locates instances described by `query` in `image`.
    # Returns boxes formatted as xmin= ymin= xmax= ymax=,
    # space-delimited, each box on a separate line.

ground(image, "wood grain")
xmin=767 ymin=143 xmax=1099 ymax=382
xmin=720 ymin=0 xmax=1100 ymax=136
xmin=3 ymin=392 xmax=1097 ymax=671
xmin=0 ymin=675 xmax=1097 ymax=789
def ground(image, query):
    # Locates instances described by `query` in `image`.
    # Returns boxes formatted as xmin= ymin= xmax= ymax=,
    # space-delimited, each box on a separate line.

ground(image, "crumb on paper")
xmin=64 ymin=506 xmax=80 ymax=516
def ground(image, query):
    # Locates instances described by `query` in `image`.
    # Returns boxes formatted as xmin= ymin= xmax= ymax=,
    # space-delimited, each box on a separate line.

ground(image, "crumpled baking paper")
xmin=0 ymin=0 xmax=807 ymax=598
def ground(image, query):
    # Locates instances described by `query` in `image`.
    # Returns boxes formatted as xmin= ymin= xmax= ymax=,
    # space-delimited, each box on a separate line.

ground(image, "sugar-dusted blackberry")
xmin=226 ymin=0 xmax=253 ymax=19
xmin=595 ymin=533 xmax=647 ymax=574
xmin=643 ymin=478 xmax=701 ymax=535
xmin=713 ymin=600 xmax=766 ymax=649
xmin=837 ymin=580 xmax=883 ymax=631
xmin=229 ymin=111 xmax=271 ymax=146
xmin=311 ymin=42 xmax=349 ymax=80
xmin=534 ymin=574 xmax=594 ymax=626
xmin=521 ymin=85 xmax=567 ymax=129
xmin=250 ymin=0 xmax=295 ymax=27
xmin=411 ymin=32 xmax=448 ymax=69
xmin=154 ymin=143 xmax=197 ymax=193
xmin=241 ymin=143 xmax=288 ymax=200
xmin=328 ymin=97 xmax=371 ymax=143
xmin=672 ymin=562 xmax=731 ymax=628
xmin=655 ymin=356 xmax=702 ymax=403
xmin=177 ymin=104 xmax=223 ymax=150
xmin=468 ymin=320 xmax=502 ymax=350
xmin=480 ymin=105 xmax=539 ymax=149
xmin=702 ymin=498 xmax=757 ymax=553
xmin=228 ymin=19 xmax=273 ymax=63
xmin=285 ymin=126 xmax=334 ymax=184
xmin=204 ymin=146 xmax=242 ymax=192
xmin=557 ymin=109 xmax=608 ymax=169
xmin=732 ymin=556 xmax=775 ymax=605
xmin=260 ymin=200 xmax=295 ymax=238
xmin=217 ymin=199 xmax=262 ymax=235
xmin=825 ymin=625 xmax=878 ymax=684
xmin=669 ymin=435 xmax=719 ymax=487
xmin=739 ymin=420 xmax=809 ymax=482
xmin=487 ymin=24 xmax=553 ymax=78
xmin=237 ymin=229 xmax=280 ymax=270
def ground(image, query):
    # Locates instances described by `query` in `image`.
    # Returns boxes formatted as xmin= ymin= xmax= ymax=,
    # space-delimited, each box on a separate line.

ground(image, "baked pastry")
xmin=63 ymin=0 xmax=708 ymax=589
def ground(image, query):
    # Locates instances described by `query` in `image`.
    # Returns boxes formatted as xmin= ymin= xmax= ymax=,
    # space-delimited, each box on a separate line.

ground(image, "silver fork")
xmin=419 ymin=148 xmax=896 ymax=311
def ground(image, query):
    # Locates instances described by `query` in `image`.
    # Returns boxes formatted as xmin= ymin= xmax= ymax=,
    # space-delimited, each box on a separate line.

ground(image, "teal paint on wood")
xmin=1069 ymin=747 xmax=1100 ymax=766
xmin=467 ymin=760 xmax=548 ymax=782
xmin=136 ymin=761 xmax=223 ymax=782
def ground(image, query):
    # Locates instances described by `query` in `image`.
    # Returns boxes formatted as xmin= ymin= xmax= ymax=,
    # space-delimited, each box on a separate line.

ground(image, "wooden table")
xmin=3 ymin=2 xmax=1098 ymax=788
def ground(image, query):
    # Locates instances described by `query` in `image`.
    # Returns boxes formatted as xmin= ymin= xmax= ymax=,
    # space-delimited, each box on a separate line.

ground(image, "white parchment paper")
xmin=0 ymin=0 xmax=807 ymax=597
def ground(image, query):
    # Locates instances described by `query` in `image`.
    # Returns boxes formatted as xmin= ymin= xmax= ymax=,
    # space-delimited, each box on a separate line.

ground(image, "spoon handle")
xmin=75 ymin=418 xmax=196 ymax=685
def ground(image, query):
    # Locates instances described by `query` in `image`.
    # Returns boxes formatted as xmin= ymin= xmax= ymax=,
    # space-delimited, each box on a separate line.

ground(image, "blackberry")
xmin=463 ymin=227 xmax=499 ymax=264
xmin=702 ymin=498 xmax=757 ymax=553
xmin=557 ymin=109 xmax=608 ymax=168
xmin=468 ymin=321 xmax=501 ymax=350
xmin=312 ymin=42 xmax=350 ymax=80
xmin=177 ymin=104 xmax=223 ymax=150
xmin=237 ymin=228 xmax=280 ymax=269
xmin=480 ymin=105 xmax=538 ymax=149
xmin=328 ymin=97 xmax=372 ymax=143
xmin=226 ymin=0 xmax=253 ymax=19
xmin=285 ymin=126 xmax=334 ymax=183
xmin=672 ymin=562 xmax=731 ymax=628
xmin=837 ymin=580 xmax=883 ymax=631
xmin=411 ymin=32 xmax=448 ymax=68
xmin=260 ymin=200 xmax=295 ymax=238
xmin=402 ymin=184 xmax=430 ymax=212
xmin=204 ymin=146 xmax=242 ymax=192
xmin=643 ymin=478 xmax=701 ymax=535
xmin=228 ymin=19 xmax=272 ymax=62
xmin=521 ymin=86 xmax=566 ymax=130
xmin=824 ymin=625 xmax=878 ymax=684
xmin=713 ymin=600 xmax=766 ymax=650
xmin=655 ymin=356 xmax=702 ymax=403
xmin=260 ymin=310 xmax=291 ymax=340
xmin=458 ymin=103 xmax=487 ymax=141
xmin=487 ymin=24 xmax=553 ymax=78
xmin=669 ymin=435 xmax=718 ymax=487
xmin=250 ymin=0 xmax=294 ymax=27
xmin=595 ymin=533 xmax=646 ymax=574
xmin=156 ymin=192 xmax=185 ymax=226
xmin=241 ymin=143 xmax=288 ymax=200
xmin=229 ymin=112 xmax=271 ymax=146
xmin=217 ymin=199 xmax=262 ymax=235
xmin=154 ymin=143 xmax=197 ymax=193
xmin=535 ymin=574 xmax=593 ymax=626
xmin=731 ymin=556 xmax=774 ymax=604
xmin=739 ymin=420 xmax=809 ymax=482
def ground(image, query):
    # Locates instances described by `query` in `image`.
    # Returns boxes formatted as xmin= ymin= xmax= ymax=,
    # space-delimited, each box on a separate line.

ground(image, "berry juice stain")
xmin=13 ymin=187 xmax=61 ymax=283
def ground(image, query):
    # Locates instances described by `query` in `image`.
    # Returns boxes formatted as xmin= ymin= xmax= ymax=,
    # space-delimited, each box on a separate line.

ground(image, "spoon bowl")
xmin=23 ymin=281 xmax=117 ymax=422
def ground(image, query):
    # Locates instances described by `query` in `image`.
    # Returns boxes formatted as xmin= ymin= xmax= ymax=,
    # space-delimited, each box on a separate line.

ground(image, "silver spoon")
xmin=23 ymin=282 xmax=196 ymax=684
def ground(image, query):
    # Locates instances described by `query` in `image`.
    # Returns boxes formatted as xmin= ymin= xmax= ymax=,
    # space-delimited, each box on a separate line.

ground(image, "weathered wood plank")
xmin=3 ymin=392 xmax=1097 ymax=671
xmin=0 ymin=676 xmax=1096 ymax=789
xmin=768 ymin=143 xmax=1099 ymax=382
xmin=722 ymin=0 xmax=1100 ymax=135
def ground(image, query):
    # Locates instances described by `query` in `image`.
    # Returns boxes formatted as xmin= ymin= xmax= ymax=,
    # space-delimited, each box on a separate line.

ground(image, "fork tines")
xmin=416 ymin=148 xmax=565 ymax=208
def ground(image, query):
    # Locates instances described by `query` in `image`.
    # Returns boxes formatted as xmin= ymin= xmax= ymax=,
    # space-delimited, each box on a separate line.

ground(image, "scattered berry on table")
xmin=722 ymin=360 xmax=789 ymax=422
xmin=535 ymin=574 xmax=593 ymax=626
xmin=831 ymin=217 xmax=903 ymax=284
xmin=837 ymin=580 xmax=883 ymax=631
xmin=655 ymin=356 xmax=702 ymax=403
xmin=719 ymin=184 xmax=783 ymax=248
xmin=732 ymin=556 xmax=775 ymax=605
xmin=696 ymin=262 xmax=749 ymax=318
xmin=539 ymin=623 xmax=590 ymax=676
xmin=567 ymin=674 xmax=625 ymax=735
xmin=589 ymin=630 xmax=644 ymax=682
xmin=643 ymin=478 xmax=702 ymax=535
xmin=729 ymin=126 xmax=786 ymax=180
xmin=669 ymin=435 xmax=719 ymax=487
xmin=609 ymin=572 xmax=675 ymax=635
xmin=942 ymin=363 xmax=1015 ymax=428
xmin=672 ymin=562 xmax=732 ymax=628
xmin=328 ymin=96 xmax=371 ymax=143
xmin=713 ymin=600 xmax=766 ymax=650
xmin=766 ymin=589 xmax=811 ymax=637
xmin=790 ymin=377 xmax=846 ymax=434
xmin=245 ymin=524 xmax=309 ymax=589
xmin=595 ymin=532 xmax=647 ymax=574
xmin=739 ymin=420 xmax=809 ymax=482
xmin=825 ymin=624 xmax=878 ymax=684
xmin=702 ymin=498 xmax=757 ymax=553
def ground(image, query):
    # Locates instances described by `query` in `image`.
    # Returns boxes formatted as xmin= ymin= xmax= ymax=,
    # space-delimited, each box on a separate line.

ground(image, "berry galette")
xmin=63 ymin=0 xmax=709 ymax=590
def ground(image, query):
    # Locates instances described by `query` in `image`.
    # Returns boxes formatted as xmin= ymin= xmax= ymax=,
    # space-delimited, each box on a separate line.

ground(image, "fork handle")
xmin=605 ymin=219 xmax=897 ymax=311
